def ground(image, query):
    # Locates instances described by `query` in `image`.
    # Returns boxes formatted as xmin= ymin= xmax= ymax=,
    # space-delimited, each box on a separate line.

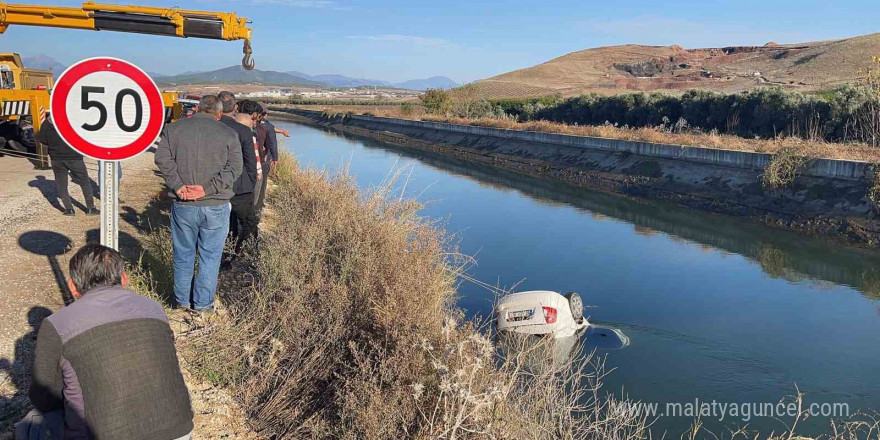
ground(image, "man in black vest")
xmin=218 ymin=91 xmax=259 ymax=262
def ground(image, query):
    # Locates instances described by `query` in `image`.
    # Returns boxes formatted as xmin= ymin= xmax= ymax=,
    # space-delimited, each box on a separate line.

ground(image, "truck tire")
xmin=565 ymin=291 xmax=584 ymax=323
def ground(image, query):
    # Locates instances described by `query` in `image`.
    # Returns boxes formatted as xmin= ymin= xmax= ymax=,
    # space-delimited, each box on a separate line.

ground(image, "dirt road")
xmin=0 ymin=151 xmax=255 ymax=439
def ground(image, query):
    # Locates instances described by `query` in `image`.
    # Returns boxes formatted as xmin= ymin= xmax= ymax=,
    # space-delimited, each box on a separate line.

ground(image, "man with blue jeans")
xmin=155 ymin=95 xmax=242 ymax=312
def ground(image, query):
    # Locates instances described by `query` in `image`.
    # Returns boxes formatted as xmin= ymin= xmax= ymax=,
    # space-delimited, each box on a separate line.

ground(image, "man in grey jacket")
xmin=155 ymin=95 xmax=242 ymax=311
xmin=17 ymin=244 xmax=193 ymax=440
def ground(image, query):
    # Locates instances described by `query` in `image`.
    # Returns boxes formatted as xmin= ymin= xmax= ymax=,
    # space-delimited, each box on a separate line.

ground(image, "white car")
xmin=496 ymin=290 xmax=588 ymax=338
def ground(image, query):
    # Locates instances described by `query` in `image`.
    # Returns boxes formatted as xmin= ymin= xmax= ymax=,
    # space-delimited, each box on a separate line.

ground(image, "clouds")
xmin=344 ymin=34 xmax=454 ymax=46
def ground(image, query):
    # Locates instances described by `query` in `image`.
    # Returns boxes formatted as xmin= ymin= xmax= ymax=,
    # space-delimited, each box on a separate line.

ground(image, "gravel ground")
xmin=0 ymin=151 xmax=257 ymax=439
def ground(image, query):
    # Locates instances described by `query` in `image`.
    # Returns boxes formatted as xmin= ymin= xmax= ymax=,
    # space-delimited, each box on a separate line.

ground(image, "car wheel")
xmin=565 ymin=292 xmax=584 ymax=322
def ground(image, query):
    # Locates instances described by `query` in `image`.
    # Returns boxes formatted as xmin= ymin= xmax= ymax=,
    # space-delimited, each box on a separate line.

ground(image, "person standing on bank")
xmin=17 ymin=244 xmax=194 ymax=440
xmin=155 ymin=95 xmax=242 ymax=312
xmin=253 ymin=102 xmax=278 ymax=214
xmin=218 ymin=93 xmax=259 ymax=263
xmin=37 ymin=112 xmax=98 ymax=216
xmin=237 ymin=100 xmax=268 ymax=213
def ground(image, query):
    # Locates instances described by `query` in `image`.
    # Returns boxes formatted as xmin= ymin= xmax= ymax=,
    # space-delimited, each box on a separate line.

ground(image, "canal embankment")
xmin=272 ymin=108 xmax=880 ymax=245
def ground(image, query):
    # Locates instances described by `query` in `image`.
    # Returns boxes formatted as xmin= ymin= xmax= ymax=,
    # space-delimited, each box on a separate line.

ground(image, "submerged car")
xmin=495 ymin=290 xmax=587 ymax=338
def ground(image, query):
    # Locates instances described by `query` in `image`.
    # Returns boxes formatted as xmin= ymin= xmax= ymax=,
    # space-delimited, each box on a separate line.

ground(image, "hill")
xmin=21 ymin=54 xmax=66 ymax=77
xmin=157 ymin=66 xmax=325 ymax=87
xmin=476 ymin=33 xmax=880 ymax=98
xmin=395 ymin=76 xmax=459 ymax=91
xmin=287 ymin=71 xmax=459 ymax=90
xmin=287 ymin=71 xmax=393 ymax=88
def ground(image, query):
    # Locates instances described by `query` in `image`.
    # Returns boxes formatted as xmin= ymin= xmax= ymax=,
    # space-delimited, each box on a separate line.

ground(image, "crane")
xmin=0 ymin=2 xmax=255 ymax=69
xmin=0 ymin=1 xmax=256 ymax=167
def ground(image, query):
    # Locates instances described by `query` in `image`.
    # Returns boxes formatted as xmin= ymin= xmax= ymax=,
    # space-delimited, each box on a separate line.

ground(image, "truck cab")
xmin=0 ymin=53 xmax=54 ymax=91
xmin=1 ymin=65 xmax=16 ymax=89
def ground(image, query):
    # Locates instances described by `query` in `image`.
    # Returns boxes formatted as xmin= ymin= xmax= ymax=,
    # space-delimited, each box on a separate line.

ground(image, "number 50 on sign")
xmin=50 ymin=57 xmax=165 ymax=161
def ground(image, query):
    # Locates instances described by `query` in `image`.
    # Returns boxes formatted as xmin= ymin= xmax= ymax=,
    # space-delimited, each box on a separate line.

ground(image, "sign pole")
xmin=99 ymin=160 xmax=119 ymax=250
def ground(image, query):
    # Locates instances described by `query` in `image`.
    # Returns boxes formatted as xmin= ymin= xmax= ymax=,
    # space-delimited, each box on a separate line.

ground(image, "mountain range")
xmin=155 ymin=66 xmax=326 ymax=87
xmin=19 ymin=55 xmax=458 ymax=91
xmin=157 ymin=66 xmax=458 ymax=90
xmin=286 ymin=71 xmax=459 ymax=90
xmin=476 ymin=32 xmax=880 ymax=98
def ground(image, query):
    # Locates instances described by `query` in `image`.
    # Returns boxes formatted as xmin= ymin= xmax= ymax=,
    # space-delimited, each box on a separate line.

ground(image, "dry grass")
xmin=125 ymin=152 xmax=880 ymax=440
xmin=167 ymin=153 xmax=649 ymax=440
xmin=290 ymin=105 xmax=880 ymax=163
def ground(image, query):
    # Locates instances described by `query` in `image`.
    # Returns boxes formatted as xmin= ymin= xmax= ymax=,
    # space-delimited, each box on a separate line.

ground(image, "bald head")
xmin=234 ymin=113 xmax=254 ymax=128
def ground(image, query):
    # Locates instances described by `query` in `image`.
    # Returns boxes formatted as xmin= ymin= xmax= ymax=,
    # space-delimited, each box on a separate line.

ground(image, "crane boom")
xmin=0 ymin=1 xmax=255 ymax=69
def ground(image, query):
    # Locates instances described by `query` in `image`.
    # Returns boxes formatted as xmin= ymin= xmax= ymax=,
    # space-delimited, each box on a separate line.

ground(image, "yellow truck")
xmin=0 ymin=53 xmax=52 ymax=165
xmin=0 ymin=2 xmax=254 ymax=167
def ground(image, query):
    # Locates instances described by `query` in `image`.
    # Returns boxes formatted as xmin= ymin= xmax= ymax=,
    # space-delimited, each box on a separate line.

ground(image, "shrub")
xmin=868 ymin=164 xmax=880 ymax=211
xmin=762 ymin=146 xmax=810 ymax=189
xmin=400 ymin=102 xmax=416 ymax=116
xmin=421 ymin=89 xmax=452 ymax=115
xmin=498 ymin=87 xmax=880 ymax=144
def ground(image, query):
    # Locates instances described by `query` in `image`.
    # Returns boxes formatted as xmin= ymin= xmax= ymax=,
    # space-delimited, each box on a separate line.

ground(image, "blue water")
xmin=277 ymin=121 xmax=880 ymax=436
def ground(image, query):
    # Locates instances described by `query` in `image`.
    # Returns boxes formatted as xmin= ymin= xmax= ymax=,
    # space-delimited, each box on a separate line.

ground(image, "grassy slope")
xmin=476 ymin=33 xmax=880 ymax=98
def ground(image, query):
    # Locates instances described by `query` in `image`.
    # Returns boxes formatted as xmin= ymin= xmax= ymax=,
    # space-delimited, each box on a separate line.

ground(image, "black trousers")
xmin=51 ymin=159 xmax=94 ymax=211
xmin=254 ymin=160 xmax=271 ymax=213
xmin=229 ymin=192 xmax=258 ymax=256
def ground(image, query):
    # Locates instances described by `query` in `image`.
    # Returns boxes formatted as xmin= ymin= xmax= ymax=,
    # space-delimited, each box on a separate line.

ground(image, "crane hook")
xmin=242 ymin=40 xmax=255 ymax=70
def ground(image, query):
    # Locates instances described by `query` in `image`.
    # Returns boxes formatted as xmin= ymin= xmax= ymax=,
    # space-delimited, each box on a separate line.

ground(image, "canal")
xmin=276 ymin=120 xmax=880 ymax=436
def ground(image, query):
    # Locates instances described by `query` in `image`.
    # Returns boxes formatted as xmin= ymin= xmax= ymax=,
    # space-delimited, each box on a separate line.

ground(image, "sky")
xmin=3 ymin=0 xmax=879 ymax=83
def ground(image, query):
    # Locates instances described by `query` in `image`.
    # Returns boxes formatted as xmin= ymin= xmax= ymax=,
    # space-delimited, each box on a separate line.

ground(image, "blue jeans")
xmin=171 ymin=202 xmax=231 ymax=310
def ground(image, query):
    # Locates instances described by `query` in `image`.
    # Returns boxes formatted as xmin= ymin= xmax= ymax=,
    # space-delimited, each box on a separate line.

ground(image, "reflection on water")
xmin=316 ymin=126 xmax=880 ymax=301
xmin=279 ymin=121 xmax=880 ymax=436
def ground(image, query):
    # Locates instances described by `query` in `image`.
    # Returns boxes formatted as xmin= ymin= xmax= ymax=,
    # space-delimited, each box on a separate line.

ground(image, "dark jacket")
xmin=255 ymin=122 xmax=268 ymax=158
xmin=30 ymin=285 xmax=194 ymax=440
xmin=37 ymin=118 xmax=84 ymax=162
xmin=220 ymin=115 xmax=257 ymax=195
xmin=155 ymin=112 xmax=242 ymax=206
xmin=262 ymin=120 xmax=279 ymax=162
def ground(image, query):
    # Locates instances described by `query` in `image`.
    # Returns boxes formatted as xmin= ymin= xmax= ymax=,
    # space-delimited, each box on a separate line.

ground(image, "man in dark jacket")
xmin=17 ymin=243 xmax=194 ymax=440
xmin=37 ymin=114 xmax=97 ymax=216
xmin=251 ymin=102 xmax=279 ymax=214
xmin=155 ymin=95 xmax=242 ymax=311
xmin=236 ymin=100 xmax=269 ymax=214
xmin=218 ymin=93 xmax=259 ymax=261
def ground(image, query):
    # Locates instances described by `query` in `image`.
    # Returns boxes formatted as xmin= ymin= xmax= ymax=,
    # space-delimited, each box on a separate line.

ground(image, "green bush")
xmin=420 ymin=88 xmax=452 ymax=114
xmin=399 ymin=102 xmax=415 ymax=115
xmin=494 ymin=86 xmax=880 ymax=144
xmin=762 ymin=146 xmax=809 ymax=189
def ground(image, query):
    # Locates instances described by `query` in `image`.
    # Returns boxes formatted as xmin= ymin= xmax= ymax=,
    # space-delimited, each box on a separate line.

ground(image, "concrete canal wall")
xmin=272 ymin=108 xmax=880 ymax=244
xmin=335 ymin=112 xmax=870 ymax=181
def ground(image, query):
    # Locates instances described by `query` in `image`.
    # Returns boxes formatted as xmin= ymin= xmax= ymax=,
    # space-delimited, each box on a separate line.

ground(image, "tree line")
xmin=497 ymin=87 xmax=880 ymax=145
xmin=419 ymin=84 xmax=880 ymax=146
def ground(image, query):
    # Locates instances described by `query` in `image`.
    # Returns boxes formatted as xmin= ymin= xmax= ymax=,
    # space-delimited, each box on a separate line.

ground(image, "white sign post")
xmin=99 ymin=162 xmax=119 ymax=249
xmin=50 ymin=57 xmax=165 ymax=250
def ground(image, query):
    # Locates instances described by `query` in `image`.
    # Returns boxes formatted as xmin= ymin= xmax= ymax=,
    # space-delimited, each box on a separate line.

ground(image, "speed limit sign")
xmin=50 ymin=57 xmax=165 ymax=161
xmin=50 ymin=57 xmax=165 ymax=250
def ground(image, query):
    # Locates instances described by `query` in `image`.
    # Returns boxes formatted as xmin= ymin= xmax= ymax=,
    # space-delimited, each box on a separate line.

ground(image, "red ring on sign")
xmin=50 ymin=57 xmax=164 ymax=161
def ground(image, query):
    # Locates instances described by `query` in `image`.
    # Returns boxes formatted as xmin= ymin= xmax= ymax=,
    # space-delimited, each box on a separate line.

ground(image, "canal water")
xmin=276 ymin=121 xmax=880 ymax=436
